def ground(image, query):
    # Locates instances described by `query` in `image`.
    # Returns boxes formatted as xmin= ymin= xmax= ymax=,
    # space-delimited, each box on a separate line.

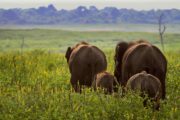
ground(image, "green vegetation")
xmin=0 ymin=29 xmax=180 ymax=52
xmin=0 ymin=29 xmax=179 ymax=119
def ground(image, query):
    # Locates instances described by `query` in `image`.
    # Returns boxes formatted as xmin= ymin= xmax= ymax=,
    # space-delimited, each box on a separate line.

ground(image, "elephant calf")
xmin=92 ymin=72 xmax=118 ymax=94
xmin=126 ymin=71 xmax=162 ymax=110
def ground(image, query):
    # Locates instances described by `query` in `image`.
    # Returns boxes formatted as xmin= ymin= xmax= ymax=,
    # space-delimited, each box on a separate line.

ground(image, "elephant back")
xmin=122 ymin=43 xmax=166 ymax=75
xmin=68 ymin=44 xmax=107 ymax=86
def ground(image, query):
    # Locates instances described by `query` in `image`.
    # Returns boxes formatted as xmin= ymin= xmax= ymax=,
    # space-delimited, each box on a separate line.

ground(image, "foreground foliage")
xmin=0 ymin=50 xmax=179 ymax=120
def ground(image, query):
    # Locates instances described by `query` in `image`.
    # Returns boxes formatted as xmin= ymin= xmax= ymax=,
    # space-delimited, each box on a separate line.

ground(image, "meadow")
xmin=0 ymin=29 xmax=180 ymax=119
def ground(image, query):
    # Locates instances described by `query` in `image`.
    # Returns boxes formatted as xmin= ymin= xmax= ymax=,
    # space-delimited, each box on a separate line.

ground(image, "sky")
xmin=0 ymin=0 xmax=179 ymax=10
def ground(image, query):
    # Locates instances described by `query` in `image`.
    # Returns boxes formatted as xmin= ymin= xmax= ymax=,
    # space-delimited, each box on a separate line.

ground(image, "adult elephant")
xmin=65 ymin=42 xmax=107 ymax=92
xmin=114 ymin=40 xmax=167 ymax=99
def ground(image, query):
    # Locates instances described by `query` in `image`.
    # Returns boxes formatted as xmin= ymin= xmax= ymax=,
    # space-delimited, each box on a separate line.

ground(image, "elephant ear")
xmin=114 ymin=41 xmax=129 ymax=84
xmin=114 ymin=41 xmax=129 ymax=62
xmin=65 ymin=47 xmax=72 ymax=62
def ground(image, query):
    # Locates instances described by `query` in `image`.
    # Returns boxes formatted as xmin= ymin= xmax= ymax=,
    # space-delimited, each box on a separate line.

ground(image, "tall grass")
xmin=0 ymin=50 xmax=179 ymax=120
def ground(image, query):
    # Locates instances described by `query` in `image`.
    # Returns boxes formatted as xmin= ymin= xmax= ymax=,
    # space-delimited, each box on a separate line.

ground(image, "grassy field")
xmin=1 ymin=24 xmax=180 ymax=33
xmin=0 ymin=29 xmax=180 ymax=119
xmin=0 ymin=29 xmax=180 ymax=52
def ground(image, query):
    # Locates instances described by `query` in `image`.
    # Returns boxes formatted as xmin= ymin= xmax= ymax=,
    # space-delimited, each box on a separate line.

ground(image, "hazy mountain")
xmin=0 ymin=4 xmax=180 ymax=25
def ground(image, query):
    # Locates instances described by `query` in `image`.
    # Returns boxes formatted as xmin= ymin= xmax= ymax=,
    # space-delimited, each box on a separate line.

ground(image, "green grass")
xmin=0 ymin=29 xmax=180 ymax=52
xmin=0 ymin=50 xmax=179 ymax=120
xmin=1 ymin=24 xmax=180 ymax=33
xmin=0 ymin=29 xmax=180 ymax=119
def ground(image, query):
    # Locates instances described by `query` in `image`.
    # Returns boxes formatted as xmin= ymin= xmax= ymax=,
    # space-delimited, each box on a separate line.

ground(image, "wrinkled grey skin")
xmin=65 ymin=42 xmax=107 ymax=92
xmin=126 ymin=71 xmax=162 ymax=110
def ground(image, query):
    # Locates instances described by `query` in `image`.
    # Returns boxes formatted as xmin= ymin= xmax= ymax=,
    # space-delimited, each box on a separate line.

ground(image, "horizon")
xmin=0 ymin=4 xmax=180 ymax=11
xmin=0 ymin=0 xmax=179 ymax=10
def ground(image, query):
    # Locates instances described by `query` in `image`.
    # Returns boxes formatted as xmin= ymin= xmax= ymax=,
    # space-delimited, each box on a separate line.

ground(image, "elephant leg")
xmin=161 ymin=78 xmax=166 ymax=99
xmin=70 ymin=75 xmax=80 ymax=93
xmin=161 ymin=72 xmax=166 ymax=99
xmin=121 ymin=63 xmax=131 ymax=87
xmin=91 ymin=79 xmax=97 ymax=91
xmin=121 ymin=71 xmax=128 ymax=96
xmin=143 ymin=98 xmax=148 ymax=108
xmin=155 ymin=71 xmax=166 ymax=99
xmin=153 ymin=99 xmax=160 ymax=111
xmin=108 ymin=85 xmax=113 ymax=94
xmin=121 ymin=76 xmax=127 ymax=97
xmin=79 ymin=85 xmax=82 ymax=93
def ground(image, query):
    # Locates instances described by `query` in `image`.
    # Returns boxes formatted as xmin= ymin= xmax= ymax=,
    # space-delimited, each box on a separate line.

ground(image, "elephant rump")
xmin=66 ymin=42 xmax=107 ymax=92
xmin=126 ymin=71 xmax=162 ymax=110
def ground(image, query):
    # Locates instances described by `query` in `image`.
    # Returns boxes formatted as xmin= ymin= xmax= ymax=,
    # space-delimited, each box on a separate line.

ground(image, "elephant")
xmin=65 ymin=42 xmax=107 ymax=92
xmin=114 ymin=40 xmax=167 ymax=99
xmin=114 ymin=40 xmax=149 ymax=86
xmin=126 ymin=71 xmax=162 ymax=110
xmin=92 ymin=71 xmax=119 ymax=94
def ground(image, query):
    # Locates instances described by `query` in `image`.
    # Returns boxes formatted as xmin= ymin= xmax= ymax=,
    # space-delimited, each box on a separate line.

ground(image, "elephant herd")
xmin=65 ymin=40 xmax=167 ymax=110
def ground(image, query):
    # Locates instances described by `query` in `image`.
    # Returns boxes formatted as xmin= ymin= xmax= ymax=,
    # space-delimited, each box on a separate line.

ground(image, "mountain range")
xmin=0 ymin=4 xmax=180 ymax=25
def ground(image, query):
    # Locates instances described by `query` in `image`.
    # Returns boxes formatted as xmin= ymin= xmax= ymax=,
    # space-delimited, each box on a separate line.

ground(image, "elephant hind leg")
xmin=153 ymin=99 xmax=160 ymax=111
xmin=108 ymin=86 xmax=113 ymax=94
xmin=161 ymin=79 xmax=166 ymax=99
xmin=159 ymin=72 xmax=166 ymax=99
xmin=154 ymin=70 xmax=166 ymax=99
xmin=143 ymin=98 xmax=148 ymax=108
xmin=70 ymin=75 xmax=80 ymax=93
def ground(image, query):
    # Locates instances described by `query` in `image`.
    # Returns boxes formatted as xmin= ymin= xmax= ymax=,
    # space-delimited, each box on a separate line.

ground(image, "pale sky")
xmin=0 ymin=0 xmax=179 ymax=10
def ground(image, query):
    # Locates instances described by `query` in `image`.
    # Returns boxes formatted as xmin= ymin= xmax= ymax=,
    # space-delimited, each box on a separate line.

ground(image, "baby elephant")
xmin=92 ymin=72 xmax=118 ymax=94
xmin=126 ymin=71 xmax=162 ymax=110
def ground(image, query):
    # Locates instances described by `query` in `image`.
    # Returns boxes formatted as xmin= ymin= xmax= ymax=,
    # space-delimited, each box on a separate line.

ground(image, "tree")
xmin=158 ymin=14 xmax=166 ymax=52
